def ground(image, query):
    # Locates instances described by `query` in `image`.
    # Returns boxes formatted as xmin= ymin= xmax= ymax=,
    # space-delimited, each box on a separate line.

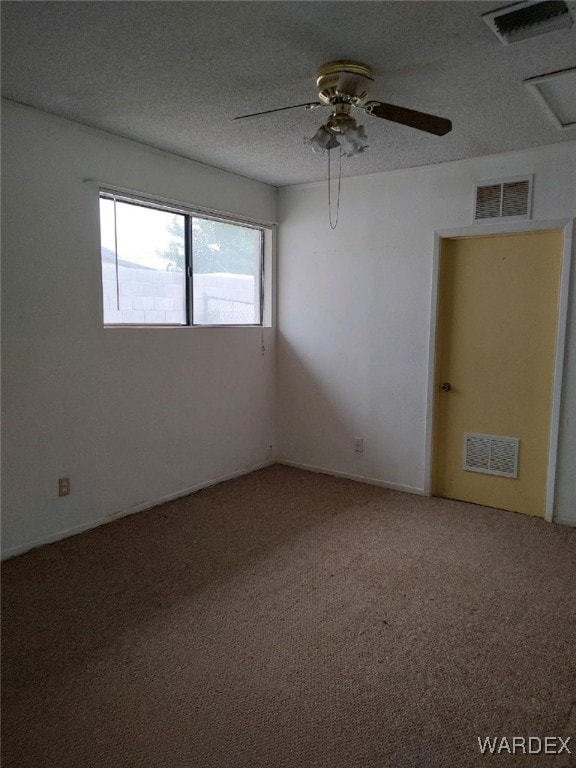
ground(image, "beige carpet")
xmin=2 ymin=464 xmax=576 ymax=768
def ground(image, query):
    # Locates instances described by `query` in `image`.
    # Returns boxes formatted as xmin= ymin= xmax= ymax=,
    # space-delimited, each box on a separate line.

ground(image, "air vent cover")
xmin=524 ymin=66 xmax=576 ymax=130
xmin=464 ymin=433 xmax=519 ymax=478
xmin=483 ymin=1 xmax=575 ymax=45
xmin=474 ymin=176 xmax=532 ymax=222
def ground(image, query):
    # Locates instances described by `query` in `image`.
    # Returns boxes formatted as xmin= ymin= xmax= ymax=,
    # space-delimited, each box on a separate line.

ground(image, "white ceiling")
xmin=2 ymin=1 xmax=576 ymax=187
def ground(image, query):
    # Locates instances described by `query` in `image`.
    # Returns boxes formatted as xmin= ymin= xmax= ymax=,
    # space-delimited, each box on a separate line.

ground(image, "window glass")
xmin=192 ymin=218 xmax=262 ymax=325
xmin=99 ymin=193 xmax=267 ymax=327
xmin=100 ymin=199 xmax=186 ymax=325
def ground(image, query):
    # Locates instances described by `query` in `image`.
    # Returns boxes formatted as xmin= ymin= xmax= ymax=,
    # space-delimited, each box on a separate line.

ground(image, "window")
xmin=99 ymin=192 xmax=268 ymax=326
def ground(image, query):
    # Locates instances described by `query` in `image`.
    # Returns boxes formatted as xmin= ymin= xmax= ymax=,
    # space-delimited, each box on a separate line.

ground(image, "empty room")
xmin=1 ymin=2 xmax=576 ymax=766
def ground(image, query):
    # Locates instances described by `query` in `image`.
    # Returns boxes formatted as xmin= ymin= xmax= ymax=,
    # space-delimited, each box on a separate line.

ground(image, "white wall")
xmin=277 ymin=141 xmax=576 ymax=524
xmin=1 ymin=101 xmax=278 ymax=557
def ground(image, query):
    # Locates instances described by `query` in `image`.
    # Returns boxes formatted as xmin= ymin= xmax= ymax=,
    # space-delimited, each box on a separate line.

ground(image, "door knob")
xmin=440 ymin=382 xmax=452 ymax=392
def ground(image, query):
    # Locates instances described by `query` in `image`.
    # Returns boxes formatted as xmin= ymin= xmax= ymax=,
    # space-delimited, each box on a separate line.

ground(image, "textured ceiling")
xmin=2 ymin=1 xmax=576 ymax=187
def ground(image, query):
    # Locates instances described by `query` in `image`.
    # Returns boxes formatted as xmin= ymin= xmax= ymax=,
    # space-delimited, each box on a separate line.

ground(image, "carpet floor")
xmin=2 ymin=464 xmax=576 ymax=767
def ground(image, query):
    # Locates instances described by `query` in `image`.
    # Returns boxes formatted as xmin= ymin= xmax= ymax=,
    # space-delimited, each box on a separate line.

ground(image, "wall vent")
xmin=474 ymin=176 xmax=533 ymax=222
xmin=483 ymin=1 xmax=576 ymax=46
xmin=464 ymin=433 xmax=519 ymax=478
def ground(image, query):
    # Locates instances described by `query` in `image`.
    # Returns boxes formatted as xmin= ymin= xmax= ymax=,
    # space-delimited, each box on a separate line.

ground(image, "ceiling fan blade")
xmin=367 ymin=102 xmax=452 ymax=136
xmin=232 ymin=102 xmax=322 ymax=121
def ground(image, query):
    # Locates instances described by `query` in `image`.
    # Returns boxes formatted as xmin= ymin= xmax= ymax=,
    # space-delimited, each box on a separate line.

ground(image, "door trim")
xmin=424 ymin=218 xmax=574 ymax=522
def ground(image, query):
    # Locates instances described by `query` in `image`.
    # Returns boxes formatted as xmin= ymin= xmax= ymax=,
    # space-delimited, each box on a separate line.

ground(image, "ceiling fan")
xmin=233 ymin=61 xmax=452 ymax=156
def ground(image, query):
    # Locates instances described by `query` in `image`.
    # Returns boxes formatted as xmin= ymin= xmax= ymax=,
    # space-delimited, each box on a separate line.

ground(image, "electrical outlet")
xmin=58 ymin=478 xmax=70 ymax=497
xmin=353 ymin=437 xmax=364 ymax=453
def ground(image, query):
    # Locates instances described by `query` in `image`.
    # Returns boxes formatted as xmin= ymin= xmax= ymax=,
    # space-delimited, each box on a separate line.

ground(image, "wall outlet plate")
xmin=353 ymin=437 xmax=364 ymax=453
xmin=58 ymin=478 xmax=70 ymax=496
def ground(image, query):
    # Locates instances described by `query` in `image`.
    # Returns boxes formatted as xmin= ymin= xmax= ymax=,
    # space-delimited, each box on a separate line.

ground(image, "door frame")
xmin=424 ymin=218 xmax=574 ymax=522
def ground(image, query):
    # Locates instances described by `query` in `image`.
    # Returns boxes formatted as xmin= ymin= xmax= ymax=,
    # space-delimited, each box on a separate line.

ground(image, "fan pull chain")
xmin=328 ymin=147 xmax=342 ymax=230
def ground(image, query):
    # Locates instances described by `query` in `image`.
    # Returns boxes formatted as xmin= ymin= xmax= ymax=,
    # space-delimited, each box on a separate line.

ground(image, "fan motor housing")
xmin=315 ymin=60 xmax=373 ymax=105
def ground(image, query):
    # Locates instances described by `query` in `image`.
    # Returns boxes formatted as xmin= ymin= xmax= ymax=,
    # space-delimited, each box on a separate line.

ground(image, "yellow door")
xmin=433 ymin=230 xmax=563 ymax=517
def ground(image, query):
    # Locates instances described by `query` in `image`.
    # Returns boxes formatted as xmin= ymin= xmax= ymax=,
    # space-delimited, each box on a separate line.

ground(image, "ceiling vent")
xmin=524 ymin=66 xmax=576 ymax=130
xmin=483 ymin=1 xmax=576 ymax=45
xmin=474 ymin=176 xmax=533 ymax=222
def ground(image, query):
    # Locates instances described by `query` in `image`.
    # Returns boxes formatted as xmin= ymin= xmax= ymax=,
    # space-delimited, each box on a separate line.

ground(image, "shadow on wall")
xmin=275 ymin=332 xmax=427 ymax=489
xmin=275 ymin=333 xmax=363 ymax=466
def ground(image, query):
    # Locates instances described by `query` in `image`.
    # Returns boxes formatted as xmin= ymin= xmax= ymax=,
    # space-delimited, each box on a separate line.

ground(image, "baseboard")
xmin=276 ymin=459 xmax=425 ymax=496
xmin=1 ymin=460 xmax=275 ymax=561
xmin=555 ymin=516 xmax=576 ymax=527
xmin=8 ymin=458 xmax=566 ymax=559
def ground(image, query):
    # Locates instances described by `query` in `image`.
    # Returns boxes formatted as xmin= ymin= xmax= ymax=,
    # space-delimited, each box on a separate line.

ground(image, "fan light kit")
xmin=234 ymin=61 xmax=452 ymax=226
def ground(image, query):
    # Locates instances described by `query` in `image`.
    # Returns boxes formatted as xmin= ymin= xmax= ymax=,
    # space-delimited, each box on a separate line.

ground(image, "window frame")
xmin=99 ymin=189 xmax=268 ymax=328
